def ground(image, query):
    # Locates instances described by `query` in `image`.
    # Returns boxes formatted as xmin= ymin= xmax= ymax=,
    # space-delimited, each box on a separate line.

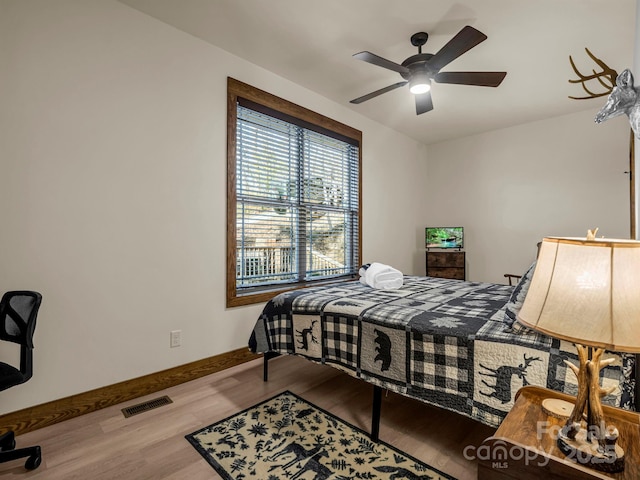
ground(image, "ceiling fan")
xmin=350 ymin=26 xmax=507 ymax=115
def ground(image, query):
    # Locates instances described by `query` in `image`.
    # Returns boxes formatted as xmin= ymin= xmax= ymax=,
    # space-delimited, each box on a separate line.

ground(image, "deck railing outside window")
xmin=236 ymin=246 xmax=345 ymax=285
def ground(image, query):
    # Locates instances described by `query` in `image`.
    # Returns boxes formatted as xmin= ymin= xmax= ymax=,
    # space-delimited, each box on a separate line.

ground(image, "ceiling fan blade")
xmin=415 ymin=92 xmax=434 ymax=115
xmin=427 ymin=26 xmax=487 ymax=72
xmin=350 ymin=81 xmax=408 ymax=104
xmin=353 ymin=51 xmax=410 ymax=75
xmin=434 ymin=71 xmax=507 ymax=87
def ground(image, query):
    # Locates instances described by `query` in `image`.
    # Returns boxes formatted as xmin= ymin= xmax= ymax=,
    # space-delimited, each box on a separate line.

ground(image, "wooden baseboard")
xmin=0 ymin=347 xmax=260 ymax=436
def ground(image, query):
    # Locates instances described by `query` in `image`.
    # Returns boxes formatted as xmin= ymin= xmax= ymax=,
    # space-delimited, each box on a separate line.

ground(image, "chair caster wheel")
xmin=0 ymin=439 xmax=16 ymax=452
xmin=25 ymin=452 xmax=41 ymax=470
xmin=0 ymin=432 xmax=16 ymax=451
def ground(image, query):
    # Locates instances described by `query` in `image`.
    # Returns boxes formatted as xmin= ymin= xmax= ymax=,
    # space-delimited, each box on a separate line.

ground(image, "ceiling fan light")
xmin=410 ymin=83 xmax=431 ymax=94
xmin=409 ymin=76 xmax=431 ymax=94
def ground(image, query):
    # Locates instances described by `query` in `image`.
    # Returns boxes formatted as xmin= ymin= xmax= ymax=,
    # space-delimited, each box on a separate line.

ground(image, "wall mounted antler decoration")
xmin=569 ymin=48 xmax=638 ymax=238
xmin=595 ymin=69 xmax=640 ymax=139
xmin=568 ymin=48 xmax=618 ymax=100
xmin=568 ymin=48 xmax=639 ymax=138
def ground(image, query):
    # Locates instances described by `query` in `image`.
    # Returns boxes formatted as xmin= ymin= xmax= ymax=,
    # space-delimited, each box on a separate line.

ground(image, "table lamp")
xmin=517 ymin=231 xmax=640 ymax=473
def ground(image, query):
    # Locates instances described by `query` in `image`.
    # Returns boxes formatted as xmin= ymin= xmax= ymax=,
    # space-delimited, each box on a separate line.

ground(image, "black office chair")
xmin=0 ymin=291 xmax=43 ymax=470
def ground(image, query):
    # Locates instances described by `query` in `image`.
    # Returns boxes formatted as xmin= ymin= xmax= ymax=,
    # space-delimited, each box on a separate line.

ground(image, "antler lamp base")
xmin=557 ymin=428 xmax=624 ymax=473
xmin=556 ymin=345 xmax=624 ymax=473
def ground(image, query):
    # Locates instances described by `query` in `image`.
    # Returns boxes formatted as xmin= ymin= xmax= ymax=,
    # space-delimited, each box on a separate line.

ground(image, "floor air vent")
xmin=121 ymin=395 xmax=173 ymax=418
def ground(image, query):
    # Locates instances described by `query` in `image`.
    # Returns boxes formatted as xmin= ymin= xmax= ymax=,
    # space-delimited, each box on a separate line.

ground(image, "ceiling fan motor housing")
xmin=400 ymin=53 xmax=436 ymax=81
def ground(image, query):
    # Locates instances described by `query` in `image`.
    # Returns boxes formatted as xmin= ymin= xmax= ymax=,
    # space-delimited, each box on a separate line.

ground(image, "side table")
xmin=477 ymin=386 xmax=640 ymax=480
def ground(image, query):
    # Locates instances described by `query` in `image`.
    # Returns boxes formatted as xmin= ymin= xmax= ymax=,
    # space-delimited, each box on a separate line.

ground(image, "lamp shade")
xmin=517 ymin=236 xmax=640 ymax=353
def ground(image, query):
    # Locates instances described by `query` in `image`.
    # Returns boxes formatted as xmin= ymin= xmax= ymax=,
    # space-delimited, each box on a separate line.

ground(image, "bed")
xmin=248 ymin=274 xmax=637 ymax=436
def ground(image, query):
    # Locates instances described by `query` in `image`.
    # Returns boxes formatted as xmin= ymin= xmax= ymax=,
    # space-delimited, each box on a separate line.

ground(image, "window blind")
xmin=236 ymin=104 xmax=359 ymax=290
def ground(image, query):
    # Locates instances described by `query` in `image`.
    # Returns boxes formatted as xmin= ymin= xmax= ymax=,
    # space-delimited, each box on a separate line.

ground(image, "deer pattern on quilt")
xmin=479 ymin=354 xmax=541 ymax=404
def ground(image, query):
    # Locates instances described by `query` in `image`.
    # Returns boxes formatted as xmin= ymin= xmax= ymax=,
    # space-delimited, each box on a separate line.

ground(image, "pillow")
xmin=503 ymin=261 xmax=536 ymax=332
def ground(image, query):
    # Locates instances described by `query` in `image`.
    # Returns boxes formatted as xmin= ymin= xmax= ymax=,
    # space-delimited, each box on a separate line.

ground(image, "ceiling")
xmin=119 ymin=0 xmax=637 ymax=145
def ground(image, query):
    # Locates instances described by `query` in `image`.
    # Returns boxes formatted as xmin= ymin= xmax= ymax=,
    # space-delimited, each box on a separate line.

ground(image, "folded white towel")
xmin=359 ymin=265 xmax=369 ymax=286
xmin=359 ymin=262 xmax=403 ymax=289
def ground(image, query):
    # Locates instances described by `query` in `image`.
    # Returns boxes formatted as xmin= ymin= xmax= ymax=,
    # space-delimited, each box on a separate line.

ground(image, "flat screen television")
xmin=425 ymin=227 xmax=463 ymax=249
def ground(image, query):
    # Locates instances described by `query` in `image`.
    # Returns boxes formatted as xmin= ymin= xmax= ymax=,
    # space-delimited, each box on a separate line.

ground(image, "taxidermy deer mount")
xmin=568 ymin=48 xmax=640 ymax=139
xmin=595 ymin=69 xmax=640 ymax=139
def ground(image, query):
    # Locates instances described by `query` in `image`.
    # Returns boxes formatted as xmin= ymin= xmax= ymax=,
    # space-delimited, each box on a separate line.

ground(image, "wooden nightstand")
xmin=477 ymin=386 xmax=640 ymax=480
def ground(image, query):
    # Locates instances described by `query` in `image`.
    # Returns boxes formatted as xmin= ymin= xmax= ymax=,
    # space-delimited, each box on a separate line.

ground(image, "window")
xmin=227 ymin=78 xmax=362 ymax=307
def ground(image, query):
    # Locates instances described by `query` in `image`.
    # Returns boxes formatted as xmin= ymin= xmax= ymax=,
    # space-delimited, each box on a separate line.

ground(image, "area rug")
xmin=186 ymin=390 xmax=457 ymax=480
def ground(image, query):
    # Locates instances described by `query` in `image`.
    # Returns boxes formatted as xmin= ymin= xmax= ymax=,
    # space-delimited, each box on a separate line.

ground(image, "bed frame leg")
xmin=263 ymin=352 xmax=279 ymax=382
xmin=371 ymin=385 xmax=382 ymax=442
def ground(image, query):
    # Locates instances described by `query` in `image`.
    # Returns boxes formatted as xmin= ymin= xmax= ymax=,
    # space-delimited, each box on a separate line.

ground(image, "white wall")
xmin=425 ymin=109 xmax=631 ymax=283
xmin=0 ymin=0 xmax=428 ymax=414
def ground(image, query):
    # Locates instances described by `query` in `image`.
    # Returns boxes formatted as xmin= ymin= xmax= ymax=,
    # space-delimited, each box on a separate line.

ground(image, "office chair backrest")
xmin=0 ymin=291 xmax=42 ymax=387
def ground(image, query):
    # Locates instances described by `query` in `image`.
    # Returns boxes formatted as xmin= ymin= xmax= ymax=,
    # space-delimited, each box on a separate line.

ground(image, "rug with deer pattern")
xmin=186 ymin=390 xmax=456 ymax=480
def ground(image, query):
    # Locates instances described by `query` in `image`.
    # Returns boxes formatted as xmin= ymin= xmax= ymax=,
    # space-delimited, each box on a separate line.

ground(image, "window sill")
xmin=227 ymin=276 xmax=358 ymax=308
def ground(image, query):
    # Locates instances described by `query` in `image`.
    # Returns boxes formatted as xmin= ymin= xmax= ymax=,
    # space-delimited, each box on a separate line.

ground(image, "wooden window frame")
xmin=226 ymin=78 xmax=362 ymax=307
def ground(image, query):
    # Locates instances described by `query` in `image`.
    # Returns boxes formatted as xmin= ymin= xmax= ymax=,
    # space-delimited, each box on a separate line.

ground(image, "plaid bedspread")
xmin=249 ymin=276 xmax=635 ymax=428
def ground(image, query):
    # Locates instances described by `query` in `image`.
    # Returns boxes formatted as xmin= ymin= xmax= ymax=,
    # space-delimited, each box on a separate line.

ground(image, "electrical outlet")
xmin=170 ymin=330 xmax=181 ymax=348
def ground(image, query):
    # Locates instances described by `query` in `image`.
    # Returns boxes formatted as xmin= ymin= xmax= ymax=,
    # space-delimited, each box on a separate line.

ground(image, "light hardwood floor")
xmin=1 ymin=355 xmax=495 ymax=479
